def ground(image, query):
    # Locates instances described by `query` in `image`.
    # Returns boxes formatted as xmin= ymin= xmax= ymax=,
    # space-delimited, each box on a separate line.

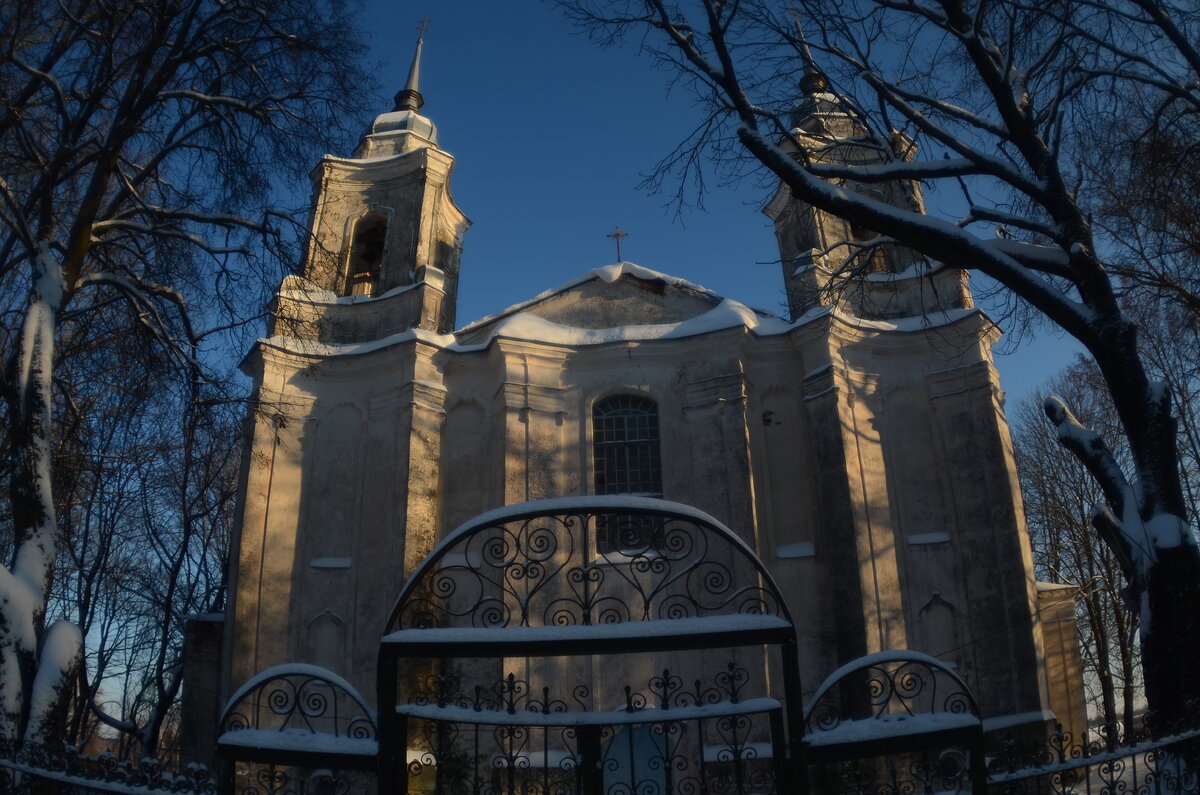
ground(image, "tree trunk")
xmin=1141 ymin=545 xmax=1200 ymax=732
xmin=1087 ymin=319 xmax=1200 ymax=733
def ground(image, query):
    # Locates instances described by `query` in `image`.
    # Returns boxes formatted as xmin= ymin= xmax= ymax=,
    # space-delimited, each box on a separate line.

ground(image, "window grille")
xmin=592 ymin=395 xmax=663 ymax=552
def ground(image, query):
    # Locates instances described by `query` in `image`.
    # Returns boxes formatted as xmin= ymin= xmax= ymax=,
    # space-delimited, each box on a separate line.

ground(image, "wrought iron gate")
xmin=375 ymin=497 xmax=805 ymax=794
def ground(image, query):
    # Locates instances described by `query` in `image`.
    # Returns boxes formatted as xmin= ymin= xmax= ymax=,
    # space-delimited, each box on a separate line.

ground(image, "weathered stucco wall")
xmin=223 ymin=274 xmax=1056 ymax=721
xmin=215 ymin=87 xmax=1077 ymax=741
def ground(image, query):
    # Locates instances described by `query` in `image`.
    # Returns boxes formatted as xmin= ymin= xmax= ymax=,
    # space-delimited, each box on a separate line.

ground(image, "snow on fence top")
xmin=803 ymin=650 xmax=983 ymax=751
xmin=217 ymin=663 xmax=377 ymax=766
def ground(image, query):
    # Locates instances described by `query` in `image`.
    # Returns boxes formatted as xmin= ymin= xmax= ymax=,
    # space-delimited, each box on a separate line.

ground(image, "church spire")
xmin=787 ymin=22 xmax=852 ymax=135
xmin=793 ymin=23 xmax=828 ymax=97
xmin=393 ymin=32 xmax=426 ymax=113
xmin=357 ymin=22 xmax=439 ymax=157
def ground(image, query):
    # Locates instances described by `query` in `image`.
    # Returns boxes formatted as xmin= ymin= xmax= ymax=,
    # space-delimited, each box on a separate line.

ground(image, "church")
xmin=193 ymin=37 xmax=1086 ymax=771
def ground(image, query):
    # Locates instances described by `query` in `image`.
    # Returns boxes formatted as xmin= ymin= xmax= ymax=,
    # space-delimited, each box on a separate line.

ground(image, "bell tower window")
xmin=592 ymin=395 xmax=663 ymax=552
xmin=344 ymin=213 xmax=387 ymax=296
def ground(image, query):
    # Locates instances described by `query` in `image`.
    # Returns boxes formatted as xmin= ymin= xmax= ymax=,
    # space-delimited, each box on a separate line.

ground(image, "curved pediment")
xmin=527 ymin=266 xmax=721 ymax=329
xmin=455 ymin=263 xmax=779 ymax=347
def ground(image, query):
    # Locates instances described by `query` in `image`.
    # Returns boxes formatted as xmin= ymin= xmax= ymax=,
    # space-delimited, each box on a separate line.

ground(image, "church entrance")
xmin=375 ymin=497 xmax=804 ymax=794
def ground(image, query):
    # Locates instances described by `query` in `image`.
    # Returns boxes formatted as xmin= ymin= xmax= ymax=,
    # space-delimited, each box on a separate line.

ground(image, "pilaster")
xmin=929 ymin=360 xmax=1048 ymax=716
xmin=682 ymin=364 xmax=759 ymax=551
xmin=493 ymin=342 xmax=569 ymax=504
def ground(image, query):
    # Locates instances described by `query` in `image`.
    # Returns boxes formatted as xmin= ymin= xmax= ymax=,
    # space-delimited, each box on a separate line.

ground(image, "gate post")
xmin=578 ymin=724 xmax=603 ymax=795
xmin=377 ymin=648 xmax=402 ymax=794
xmin=781 ymin=634 xmax=808 ymax=794
xmin=969 ymin=729 xmax=987 ymax=795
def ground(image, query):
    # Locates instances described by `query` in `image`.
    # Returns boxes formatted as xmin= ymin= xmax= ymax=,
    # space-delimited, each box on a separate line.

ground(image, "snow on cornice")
xmin=258 ymin=304 xmax=982 ymax=359
xmin=258 ymin=267 xmax=983 ymax=359
xmin=259 ymin=327 xmax=455 ymax=357
xmin=319 ymin=146 xmax=446 ymax=168
xmin=277 ymin=277 xmax=420 ymax=306
xmin=836 ymin=306 xmax=981 ymax=332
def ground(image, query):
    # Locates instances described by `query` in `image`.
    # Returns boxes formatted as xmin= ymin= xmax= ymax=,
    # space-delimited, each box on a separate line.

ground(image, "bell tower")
xmin=222 ymin=36 xmax=470 ymax=710
xmin=763 ymin=67 xmax=970 ymax=320
xmin=279 ymin=33 xmax=469 ymax=337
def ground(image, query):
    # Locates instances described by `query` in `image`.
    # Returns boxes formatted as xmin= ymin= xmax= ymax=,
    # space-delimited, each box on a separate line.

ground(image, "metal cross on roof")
xmin=607 ymin=226 xmax=629 ymax=261
xmin=417 ymin=16 xmax=434 ymax=37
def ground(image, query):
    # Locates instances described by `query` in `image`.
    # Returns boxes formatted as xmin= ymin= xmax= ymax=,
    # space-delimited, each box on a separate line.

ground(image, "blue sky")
xmin=356 ymin=1 xmax=1082 ymax=405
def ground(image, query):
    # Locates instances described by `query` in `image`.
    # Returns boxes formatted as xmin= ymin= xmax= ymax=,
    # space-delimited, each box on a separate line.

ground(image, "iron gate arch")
xmin=376 ymin=496 xmax=805 ymax=794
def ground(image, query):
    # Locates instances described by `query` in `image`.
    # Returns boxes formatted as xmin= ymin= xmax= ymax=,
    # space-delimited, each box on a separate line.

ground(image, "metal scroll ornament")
xmin=388 ymin=505 xmax=786 ymax=633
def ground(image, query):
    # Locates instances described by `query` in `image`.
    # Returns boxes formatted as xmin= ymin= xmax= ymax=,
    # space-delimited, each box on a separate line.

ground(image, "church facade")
xmin=207 ymin=42 xmax=1086 ymax=757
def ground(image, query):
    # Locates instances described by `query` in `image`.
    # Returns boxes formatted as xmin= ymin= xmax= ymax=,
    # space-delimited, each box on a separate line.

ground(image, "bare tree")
xmin=0 ymin=0 xmax=372 ymax=760
xmin=1085 ymin=104 xmax=1200 ymax=317
xmin=46 ymin=369 xmax=240 ymax=758
xmin=558 ymin=0 xmax=1200 ymax=728
xmin=1014 ymin=361 xmax=1141 ymax=737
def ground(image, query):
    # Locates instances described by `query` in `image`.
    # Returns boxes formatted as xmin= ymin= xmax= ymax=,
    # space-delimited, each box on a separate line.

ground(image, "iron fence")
xmin=986 ymin=721 xmax=1200 ymax=794
xmin=0 ymin=745 xmax=216 ymax=794
xmin=6 ymin=719 xmax=1200 ymax=793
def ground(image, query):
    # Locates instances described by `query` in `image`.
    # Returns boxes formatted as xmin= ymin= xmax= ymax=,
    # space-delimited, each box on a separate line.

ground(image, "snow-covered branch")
xmin=1044 ymin=395 xmax=1132 ymax=521
xmin=0 ymin=0 xmax=373 ymax=757
xmin=739 ymin=126 xmax=1096 ymax=336
xmin=561 ymin=0 xmax=1200 ymax=732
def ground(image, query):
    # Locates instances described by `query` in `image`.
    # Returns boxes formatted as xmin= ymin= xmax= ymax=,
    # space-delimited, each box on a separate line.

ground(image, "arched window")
xmin=344 ymin=213 xmax=387 ymax=296
xmin=592 ymin=395 xmax=663 ymax=552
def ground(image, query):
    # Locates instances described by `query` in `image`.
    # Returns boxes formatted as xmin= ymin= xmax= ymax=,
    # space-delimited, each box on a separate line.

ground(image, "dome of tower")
xmin=790 ymin=91 xmax=846 ymax=127
xmin=368 ymin=108 xmax=438 ymax=144
xmin=789 ymin=69 xmax=852 ymax=133
xmin=353 ymin=34 xmax=440 ymax=157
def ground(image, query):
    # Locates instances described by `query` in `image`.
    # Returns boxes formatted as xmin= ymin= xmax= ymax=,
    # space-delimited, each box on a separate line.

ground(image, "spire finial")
xmin=788 ymin=15 xmax=829 ymax=95
xmin=394 ymin=18 xmax=433 ymax=112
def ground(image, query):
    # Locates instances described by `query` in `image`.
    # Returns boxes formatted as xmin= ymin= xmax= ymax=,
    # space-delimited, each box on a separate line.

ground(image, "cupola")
xmin=355 ymin=34 xmax=439 ymax=157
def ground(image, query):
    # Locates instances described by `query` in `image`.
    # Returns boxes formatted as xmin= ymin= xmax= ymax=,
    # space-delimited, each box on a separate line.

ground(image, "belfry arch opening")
xmin=344 ymin=212 xmax=388 ymax=296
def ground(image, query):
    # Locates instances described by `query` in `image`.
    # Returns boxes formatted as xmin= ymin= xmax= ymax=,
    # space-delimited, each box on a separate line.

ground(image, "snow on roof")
xmin=840 ymin=306 xmax=979 ymax=332
xmin=260 ymin=327 xmax=455 ymax=358
xmin=477 ymin=297 xmax=793 ymax=346
xmin=456 ymin=262 xmax=730 ymax=334
xmin=258 ymin=297 xmax=792 ymax=358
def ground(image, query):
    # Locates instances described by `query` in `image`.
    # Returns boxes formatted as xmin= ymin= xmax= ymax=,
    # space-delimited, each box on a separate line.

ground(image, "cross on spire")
xmin=607 ymin=227 xmax=629 ymax=262
xmin=395 ymin=18 xmax=432 ymax=112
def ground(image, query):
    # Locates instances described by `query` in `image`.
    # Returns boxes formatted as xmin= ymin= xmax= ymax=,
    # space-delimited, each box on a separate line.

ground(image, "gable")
xmin=455 ymin=263 xmax=730 ymax=347
xmin=530 ymin=271 xmax=721 ymax=329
